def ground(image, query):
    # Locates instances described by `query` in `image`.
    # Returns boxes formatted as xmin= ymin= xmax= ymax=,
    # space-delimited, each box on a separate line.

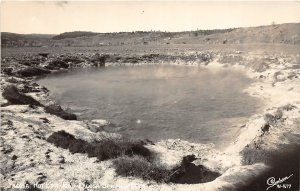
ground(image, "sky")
xmin=1 ymin=1 xmax=300 ymax=34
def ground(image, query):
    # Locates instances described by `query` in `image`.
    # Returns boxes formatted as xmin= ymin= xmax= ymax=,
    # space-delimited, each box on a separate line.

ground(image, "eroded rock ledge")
xmin=1 ymin=51 xmax=299 ymax=191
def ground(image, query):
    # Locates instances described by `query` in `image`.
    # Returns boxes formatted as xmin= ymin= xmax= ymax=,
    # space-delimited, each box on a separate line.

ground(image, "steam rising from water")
xmin=38 ymin=65 xmax=260 ymax=147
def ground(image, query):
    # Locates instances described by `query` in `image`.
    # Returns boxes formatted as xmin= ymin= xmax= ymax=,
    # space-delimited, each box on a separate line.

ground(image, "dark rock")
xmin=2 ymin=145 xmax=13 ymax=154
xmin=38 ymin=53 xmax=49 ymax=58
xmin=90 ymin=53 xmax=106 ymax=67
xmin=2 ymin=67 xmax=13 ymax=75
xmin=16 ymin=67 xmax=50 ymax=77
xmin=83 ymin=180 xmax=90 ymax=188
xmin=44 ymin=104 xmax=77 ymax=120
xmin=20 ymin=60 xmax=40 ymax=67
xmin=21 ymin=135 xmax=29 ymax=139
xmin=122 ymin=56 xmax=140 ymax=64
xmin=1 ymin=119 xmax=13 ymax=127
xmin=141 ymin=54 xmax=160 ymax=62
xmin=261 ymin=123 xmax=270 ymax=133
xmin=142 ymin=139 xmax=155 ymax=145
xmin=29 ymin=104 xmax=38 ymax=109
xmin=105 ymin=55 xmax=121 ymax=63
xmin=35 ymin=135 xmax=45 ymax=140
xmin=31 ymin=82 xmax=39 ymax=87
xmin=37 ymin=175 xmax=47 ymax=184
xmin=37 ymin=179 xmax=45 ymax=185
xmin=2 ymin=85 xmax=42 ymax=106
xmin=264 ymin=113 xmax=276 ymax=125
xmin=5 ymin=77 xmax=18 ymax=83
xmin=182 ymin=154 xmax=197 ymax=164
xmin=45 ymin=60 xmax=68 ymax=70
xmin=198 ymin=53 xmax=212 ymax=63
xmin=40 ymin=117 xmax=50 ymax=123
xmin=274 ymin=109 xmax=283 ymax=120
xmin=41 ymin=86 xmax=49 ymax=93
xmin=170 ymin=154 xmax=220 ymax=184
xmin=45 ymin=149 xmax=52 ymax=155
xmin=20 ymin=84 xmax=41 ymax=93
xmin=11 ymin=155 xmax=18 ymax=160
xmin=62 ymin=57 xmax=82 ymax=64
xmin=59 ymin=156 xmax=65 ymax=164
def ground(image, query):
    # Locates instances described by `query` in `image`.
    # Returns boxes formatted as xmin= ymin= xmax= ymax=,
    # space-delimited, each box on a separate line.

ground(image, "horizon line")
xmin=2 ymin=22 xmax=299 ymax=35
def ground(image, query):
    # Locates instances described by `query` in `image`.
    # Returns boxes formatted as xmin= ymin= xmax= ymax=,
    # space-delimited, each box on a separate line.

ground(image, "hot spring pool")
xmin=37 ymin=64 xmax=261 ymax=147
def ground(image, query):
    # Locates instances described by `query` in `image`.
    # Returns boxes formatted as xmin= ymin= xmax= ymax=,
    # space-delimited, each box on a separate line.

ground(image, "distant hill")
xmin=2 ymin=32 xmax=54 ymax=41
xmin=58 ymin=23 xmax=300 ymax=46
xmin=1 ymin=32 xmax=54 ymax=47
xmin=198 ymin=23 xmax=300 ymax=44
xmin=52 ymin=31 xmax=99 ymax=40
xmin=2 ymin=23 xmax=300 ymax=47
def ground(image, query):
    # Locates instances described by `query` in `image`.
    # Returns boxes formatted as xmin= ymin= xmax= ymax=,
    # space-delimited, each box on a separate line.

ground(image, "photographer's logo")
xmin=266 ymin=174 xmax=293 ymax=190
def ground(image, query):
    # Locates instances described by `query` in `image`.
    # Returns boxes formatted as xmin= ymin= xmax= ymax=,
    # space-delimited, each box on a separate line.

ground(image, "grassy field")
xmin=2 ymin=23 xmax=300 ymax=57
xmin=2 ymin=43 xmax=300 ymax=58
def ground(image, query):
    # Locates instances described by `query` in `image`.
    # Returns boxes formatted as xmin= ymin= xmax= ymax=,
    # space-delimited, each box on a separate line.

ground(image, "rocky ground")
xmin=1 ymin=51 xmax=299 ymax=191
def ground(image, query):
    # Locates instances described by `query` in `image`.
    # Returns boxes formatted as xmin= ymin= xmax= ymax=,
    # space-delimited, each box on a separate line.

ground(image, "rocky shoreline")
xmin=1 ymin=51 xmax=299 ymax=190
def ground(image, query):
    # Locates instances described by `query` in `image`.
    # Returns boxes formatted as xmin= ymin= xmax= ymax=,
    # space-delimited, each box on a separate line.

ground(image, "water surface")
xmin=38 ymin=65 xmax=260 ymax=147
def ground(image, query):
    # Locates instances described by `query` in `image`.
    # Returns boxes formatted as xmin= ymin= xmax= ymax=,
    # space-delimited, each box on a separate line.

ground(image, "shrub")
xmin=264 ymin=113 xmax=275 ymax=124
xmin=169 ymin=155 xmax=220 ymax=184
xmin=47 ymin=131 xmax=221 ymax=184
xmin=44 ymin=104 xmax=77 ymax=120
xmin=45 ymin=60 xmax=69 ymax=70
xmin=113 ymin=154 xmax=221 ymax=184
xmin=263 ymin=104 xmax=296 ymax=128
xmin=2 ymin=85 xmax=42 ymax=106
xmin=46 ymin=131 xmax=152 ymax=161
xmin=113 ymin=156 xmax=171 ymax=183
xmin=279 ymin=104 xmax=296 ymax=111
xmin=197 ymin=53 xmax=212 ymax=63
xmin=16 ymin=67 xmax=50 ymax=77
